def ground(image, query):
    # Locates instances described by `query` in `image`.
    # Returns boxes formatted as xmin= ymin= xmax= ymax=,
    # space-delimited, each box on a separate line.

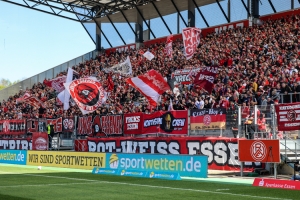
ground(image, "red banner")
xmin=238 ymin=140 xmax=280 ymax=163
xmin=275 ymin=103 xmax=300 ymax=131
xmin=190 ymin=108 xmax=226 ymax=130
xmin=123 ymin=113 xmax=143 ymax=134
xmin=85 ymin=137 xmax=260 ymax=171
xmin=47 ymin=118 xmax=62 ymax=133
xmin=253 ymin=178 xmax=300 ymax=190
xmin=0 ymin=120 xmax=26 ymax=135
xmin=142 ymin=110 xmax=188 ymax=134
xmin=172 ymin=68 xmax=200 ymax=85
xmin=74 ymin=139 xmax=88 ymax=152
xmin=194 ymin=66 xmax=218 ymax=93
xmin=23 ymin=96 xmax=45 ymax=108
xmin=32 ymin=132 xmax=48 ymax=150
xmin=0 ymin=138 xmax=32 ymax=150
xmin=77 ymin=116 xmax=93 ymax=135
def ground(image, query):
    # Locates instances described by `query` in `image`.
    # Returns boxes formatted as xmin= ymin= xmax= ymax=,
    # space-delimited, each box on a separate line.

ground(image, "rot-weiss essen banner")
xmin=0 ymin=120 xmax=26 ymax=135
xmin=142 ymin=110 xmax=188 ymax=134
xmin=85 ymin=137 xmax=261 ymax=171
xmin=275 ymin=102 xmax=300 ymax=131
xmin=190 ymin=108 xmax=226 ymax=130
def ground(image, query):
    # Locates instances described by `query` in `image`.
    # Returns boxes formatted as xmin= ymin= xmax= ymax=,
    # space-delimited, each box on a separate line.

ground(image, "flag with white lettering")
xmin=64 ymin=77 xmax=106 ymax=115
xmin=182 ymin=27 xmax=201 ymax=60
xmin=275 ymin=102 xmax=300 ymax=131
xmin=193 ymin=66 xmax=218 ymax=94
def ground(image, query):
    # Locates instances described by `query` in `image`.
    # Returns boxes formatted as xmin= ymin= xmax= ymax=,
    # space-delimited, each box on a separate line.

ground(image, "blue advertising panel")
xmin=105 ymin=153 xmax=208 ymax=178
xmin=0 ymin=150 xmax=27 ymax=165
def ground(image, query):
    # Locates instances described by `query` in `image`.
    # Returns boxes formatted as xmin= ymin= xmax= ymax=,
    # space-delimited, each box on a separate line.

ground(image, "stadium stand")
xmin=1 ymin=13 xmax=300 ymax=123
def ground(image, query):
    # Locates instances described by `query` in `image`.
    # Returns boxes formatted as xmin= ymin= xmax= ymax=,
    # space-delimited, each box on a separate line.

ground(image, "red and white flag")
xmin=164 ymin=34 xmax=173 ymax=58
xmin=43 ymin=76 xmax=66 ymax=93
xmin=16 ymin=92 xmax=31 ymax=104
xmin=193 ymin=66 xmax=218 ymax=94
xmin=23 ymin=96 xmax=45 ymax=108
xmin=64 ymin=77 xmax=105 ymax=115
xmin=275 ymin=102 xmax=300 ymax=131
xmin=107 ymin=74 xmax=114 ymax=91
xmin=182 ymin=27 xmax=201 ymax=60
xmin=125 ymin=70 xmax=170 ymax=107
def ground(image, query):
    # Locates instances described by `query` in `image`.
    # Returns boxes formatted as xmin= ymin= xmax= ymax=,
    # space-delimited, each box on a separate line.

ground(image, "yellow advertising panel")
xmin=27 ymin=151 xmax=106 ymax=170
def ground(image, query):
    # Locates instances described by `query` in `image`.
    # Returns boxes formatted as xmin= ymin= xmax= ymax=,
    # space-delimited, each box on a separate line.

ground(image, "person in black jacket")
xmin=47 ymin=122 xmax=55 ymax=149
xmin=291 ymin=82 xmax=300 ymax=102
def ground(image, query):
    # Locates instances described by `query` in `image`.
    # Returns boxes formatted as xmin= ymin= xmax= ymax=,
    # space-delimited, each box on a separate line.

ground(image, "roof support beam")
xmin=192 ymin=0 xmax=209 ymax=27
xmin=240 ymin=0 xmax=251 ymax=18
xmin=94 ymin=19 xmax=112 ymax=48
xmin=119 ymin=9 xmax=139 ymax=39
xmin=216 ymin=0 xmax=229 ymax=23
xmin=106 ymin=15 xmax=126 ymax=45
xmin=134 ymin=4 xmax=156 ymax=39
xmin=151 ymin=1 xmax=172 ymax=34
xmin=170 ymin=0 xmax=188 ymax=27
xmin=267 ymin=0 xmax=277 ymax=13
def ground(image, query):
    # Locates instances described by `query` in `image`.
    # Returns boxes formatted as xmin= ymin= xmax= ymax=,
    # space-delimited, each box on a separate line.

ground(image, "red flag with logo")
xmin=64 ymin=77 xmax=106 ymax=115
xmin=43 ymin=76 xmax=66 ymax=92
xmin=182 ymin=27 xmax=201 ymax=60
xmin=193 ymin=66 xmax=218 ymax=94
xmin=107 ymin=74 xmax=114 ymax=91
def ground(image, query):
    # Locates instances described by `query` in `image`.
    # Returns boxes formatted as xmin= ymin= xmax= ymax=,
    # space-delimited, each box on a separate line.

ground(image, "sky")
xmin=0 ymin=0 xmax=295 ymax=83
xmin=0 ymin=2 xmax=95 ymax=83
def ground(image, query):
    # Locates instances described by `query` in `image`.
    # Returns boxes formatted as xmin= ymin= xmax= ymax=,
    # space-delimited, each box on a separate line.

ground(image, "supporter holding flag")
xmin=164 ymin=34 xmax=173 ymax=58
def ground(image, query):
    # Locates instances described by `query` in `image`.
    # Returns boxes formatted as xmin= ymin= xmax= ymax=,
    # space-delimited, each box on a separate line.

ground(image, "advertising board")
xmin=0 ymin=150 xmax=27 ymax=165
xmin=26 ymin=151 xmax=106 ymax=170
xmin=105 ymin=153 xmax=207 ymax=178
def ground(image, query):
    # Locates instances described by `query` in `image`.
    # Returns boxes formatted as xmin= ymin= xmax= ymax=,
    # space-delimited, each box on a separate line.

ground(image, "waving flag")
xmin=164 ymin=34 xmax=173 ymax=58
xmin=193 ymin=66 xmax=218 ymax=94
xmin=16 ymin=92 xmax=31 ymax=104
xmin=43 ymin=76 xmax=66 ymax=93
xmin=23 ymin=96 xmax=45 ymax=108
xmin=182 ymin=27 xmax=201 ymax=60
xmin=143 ymin=51 xmax=155 ymax=61
xmin=57 ymin=68 xmax=79 ymax=110
xmin=64 ymin=77 xmax=105 ymax=115
xmin=107 ymin=74 xmax=114 ymax=91
xmin=104 ymin=56 xmax=132 ymax=75
xmin=126 ymin=70 xmax=170 ymax=107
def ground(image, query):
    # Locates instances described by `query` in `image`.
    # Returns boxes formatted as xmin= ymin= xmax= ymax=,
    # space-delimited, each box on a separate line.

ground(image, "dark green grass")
xmin=0 ymin=164 xmax=298 ymax=200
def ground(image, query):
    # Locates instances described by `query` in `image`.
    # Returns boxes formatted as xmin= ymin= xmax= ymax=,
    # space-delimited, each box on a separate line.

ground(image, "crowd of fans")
xmin=1 ymin=14 xmax=300 ymax=120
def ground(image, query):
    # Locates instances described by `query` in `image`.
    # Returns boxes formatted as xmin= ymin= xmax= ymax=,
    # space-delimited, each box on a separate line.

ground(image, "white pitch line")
xmin=0 ymin=172 xmax=292 ymax=200
xmin=216 ymin=189 xmax=230 ymax=191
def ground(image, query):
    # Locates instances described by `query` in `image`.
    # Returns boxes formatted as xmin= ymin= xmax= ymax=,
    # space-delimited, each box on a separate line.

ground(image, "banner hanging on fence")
xmin=123 ymin=113 xmax=143 ymax=134
xmin=46 ymin=118 xmax=62 ymax=133
xmin=142 ymin=110 xmax=188 ymax=134
xmin=86 ymin=136 xmax=261 ymax=171
xmin=275 ymin=103 xmax=300 ymax=131
xmin=32 ymin=132 xmax=48 ymax=151
xmin=27 ymin=119 xmax=47 ymax=133
xmin=190 ymin=108 xmax=226 ymax=130
xmin=0 ymin=120 xmax=26 ymax=135
xmin=62 ymin=117 xmax=75 ymax=132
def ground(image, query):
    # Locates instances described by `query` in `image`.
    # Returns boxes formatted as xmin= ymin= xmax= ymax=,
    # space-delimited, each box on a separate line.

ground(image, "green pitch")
xmin=0 ymin=164 xmax=298 ymax=200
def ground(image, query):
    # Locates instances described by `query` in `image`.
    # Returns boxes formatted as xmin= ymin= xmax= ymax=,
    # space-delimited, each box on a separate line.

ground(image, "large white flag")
xmin=64 ymin=77 xmax=105 ymax=115
xmin=104 ymin=56 xmax=132 ymax=75
xmin=182 ymin=27 xmax=201 ymax=60
xmin=58 ymin=68 xmax=79 ymax=110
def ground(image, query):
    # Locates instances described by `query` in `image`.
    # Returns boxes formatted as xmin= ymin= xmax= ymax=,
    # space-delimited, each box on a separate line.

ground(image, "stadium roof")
xmin=1 ymin=0 xmax=217 ymax=23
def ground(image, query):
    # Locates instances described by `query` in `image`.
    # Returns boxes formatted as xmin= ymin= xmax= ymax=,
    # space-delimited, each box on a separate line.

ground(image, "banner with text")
xmin=86 ymin=137 xmax=261 ymax=171
xmin=0 ymin=120 xmax=26 ymax=135
xmin=275 ymin=103 xmax=300 ymax=131
xmin=190 ymin=108 xmax=226 ymax=130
